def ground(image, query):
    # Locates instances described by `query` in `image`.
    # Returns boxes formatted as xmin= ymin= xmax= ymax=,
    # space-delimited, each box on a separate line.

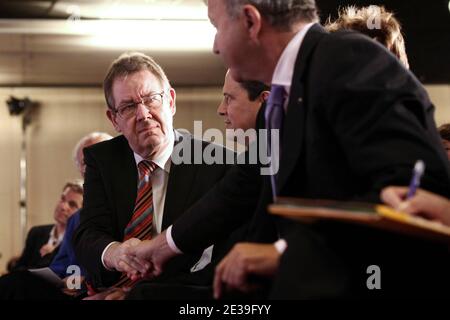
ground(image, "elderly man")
xmin=73 ymin=52 xmax=233 ymax=298
xmin=128 ymin=0 xmax=450 ymax=299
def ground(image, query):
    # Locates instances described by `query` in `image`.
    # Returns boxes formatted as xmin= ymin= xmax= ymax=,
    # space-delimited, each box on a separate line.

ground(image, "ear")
xmin=259 ymin=90 xmax=270 ymax=102
xmin=106 ymin=109 xmax=121 ymax=132
xmin=242 ymin=5 xmax=262 ymax=42
xmin=167 ymin=88 xmax=177 ymax=116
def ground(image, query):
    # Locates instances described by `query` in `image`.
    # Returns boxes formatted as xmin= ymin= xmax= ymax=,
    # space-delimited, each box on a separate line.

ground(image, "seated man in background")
xmin=382 ymin=186 xmax=450 ymax=227
xmin=438 ymin=123 xmax=450 ymax=161
xmin=325 ymin=5 xmax=410 ymax=69
xmin=49 ymin=131 xmax=113 ymax=280
xmin=10 ymin=181 xmax=83 ymax=271
xmin=0 ymin=133 xmax=112 ymax=300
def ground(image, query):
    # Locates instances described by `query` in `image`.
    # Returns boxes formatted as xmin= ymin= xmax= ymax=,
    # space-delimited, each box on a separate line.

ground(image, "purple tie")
xmin=265 ymin=85 xmax=286 ymax=199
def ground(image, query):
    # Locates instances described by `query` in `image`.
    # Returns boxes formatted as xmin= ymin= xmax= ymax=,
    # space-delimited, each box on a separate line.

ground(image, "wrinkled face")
xmin=53 ymin=188 xmax=83 ymax=225
xmin=442 ymin=139 xmax=450 ymax=161
xmin=107 ymin=70 xmax=176 ymax=159
xmin=208 ymin=0 xmax=259 ymax=82
xmin=217 ymin=72 xmax=265 ymax=131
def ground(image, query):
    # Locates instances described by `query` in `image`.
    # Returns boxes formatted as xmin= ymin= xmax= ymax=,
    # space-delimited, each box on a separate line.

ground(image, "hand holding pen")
xmin=406 ymin=160 xmax=425 ymax=199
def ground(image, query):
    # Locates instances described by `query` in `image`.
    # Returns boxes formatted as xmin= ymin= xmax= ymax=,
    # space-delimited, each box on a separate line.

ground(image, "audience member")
xmin=10 ymin=181 xmax=83 ymax=271
xmin=325 ymin=5 xmax=409 ymax=68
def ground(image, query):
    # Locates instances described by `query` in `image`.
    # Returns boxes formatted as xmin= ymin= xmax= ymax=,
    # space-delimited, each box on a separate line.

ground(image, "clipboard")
xmin=268 ymin=197 xmax=450 ymax=243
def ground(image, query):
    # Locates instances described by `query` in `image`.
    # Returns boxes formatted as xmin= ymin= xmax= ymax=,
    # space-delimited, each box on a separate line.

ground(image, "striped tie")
xmin=114 ymin=160 xmax=156 ymax=288
xmin=124 ymin=160 xmax=156 ymax=241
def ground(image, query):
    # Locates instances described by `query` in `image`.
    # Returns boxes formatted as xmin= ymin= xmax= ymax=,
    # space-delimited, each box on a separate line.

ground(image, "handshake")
xmin=102 ymin=230 xmax=176 ymax=281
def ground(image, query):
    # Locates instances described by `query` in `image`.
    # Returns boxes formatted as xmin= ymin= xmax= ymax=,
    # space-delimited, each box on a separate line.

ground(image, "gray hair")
xmin=103 ymin=52 xmax=171 ymax=110
xmin=72 ymin=132 xmax=113 ymax=166
xmin=224 ymin=0 xmax=318 ymax=30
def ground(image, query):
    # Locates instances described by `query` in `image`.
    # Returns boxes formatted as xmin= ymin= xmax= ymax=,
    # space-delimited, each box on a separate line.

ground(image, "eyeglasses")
xmin=114 ymin=91 xmax=165 ymax=119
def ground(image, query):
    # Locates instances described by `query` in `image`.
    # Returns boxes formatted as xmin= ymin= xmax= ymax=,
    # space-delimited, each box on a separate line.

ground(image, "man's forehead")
xmin=113 ymin=71 xmax=162 ymax=97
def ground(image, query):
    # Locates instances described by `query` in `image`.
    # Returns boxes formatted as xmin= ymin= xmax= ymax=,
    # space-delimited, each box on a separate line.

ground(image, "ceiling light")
xmin=0 ymin=19 xmax=216 ymax=51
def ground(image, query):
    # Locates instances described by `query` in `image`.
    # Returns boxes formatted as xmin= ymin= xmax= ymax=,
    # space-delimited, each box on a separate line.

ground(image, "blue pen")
xmin=406 ymin=160 xmax=425 ymax=199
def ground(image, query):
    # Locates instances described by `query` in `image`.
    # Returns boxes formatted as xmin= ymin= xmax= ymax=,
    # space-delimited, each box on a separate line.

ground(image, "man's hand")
xmin=83 ymin=287 xmax=130 ymax=300
xmin=127 ymin=230 xmax=178 ymax=281
xmin=213 ymin=242 xmax=281 ymax=299
xmin=381 ymin=186 xmax=450 ymax=226
xmin=103 ymin=238 xmax=151 ymax=278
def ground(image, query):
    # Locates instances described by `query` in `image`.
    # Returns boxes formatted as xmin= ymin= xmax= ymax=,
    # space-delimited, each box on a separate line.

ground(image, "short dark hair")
xmin=438 ymin=123 xmax=450 ymax=141
xmin=103 ymin=52 xmax=170 ymax=110
xmin=225 ymin=0 xmax=318 ymax=31
xmin=239 ymin=80 xmax=270 ymax=101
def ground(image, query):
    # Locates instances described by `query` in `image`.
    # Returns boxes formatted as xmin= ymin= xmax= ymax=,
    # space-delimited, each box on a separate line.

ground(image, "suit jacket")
xmin=73 ymin=131 xmax=234 ymax=287
xmin=171 ymin=24 xmax=450 ymax=297
xmin=12 ymin=224 xmax=58 ymax=271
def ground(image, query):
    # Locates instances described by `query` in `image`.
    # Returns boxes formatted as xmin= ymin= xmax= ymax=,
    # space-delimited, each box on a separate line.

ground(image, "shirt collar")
xmin=133 ymin=130 xmax=175 ymax=174
xmin=49 ymin=226 xmax=64 ymax=245
xmin=271 ymin=22 xmax=315 ymax=94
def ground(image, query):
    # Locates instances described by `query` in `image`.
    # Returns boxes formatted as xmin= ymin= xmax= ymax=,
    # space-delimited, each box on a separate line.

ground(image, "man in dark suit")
xmin=72 ymin=52 xmax=234 ymax=298
xmin=126 ymin=0 xmax=450 ymax=299
xmin=11 ymin=181 xmax=83 ymax=271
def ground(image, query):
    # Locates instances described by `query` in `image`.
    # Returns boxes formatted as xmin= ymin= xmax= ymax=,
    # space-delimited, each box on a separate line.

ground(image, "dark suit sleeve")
xmin=172 ymin=161 xmax=262 ymax=253
xmin=317 ymin=33 xmax=450 ymax=201
xmin=12 ymin=227 xmax=40 ymax=271
xmin=73 ymin=148 xmax=120 ymax=286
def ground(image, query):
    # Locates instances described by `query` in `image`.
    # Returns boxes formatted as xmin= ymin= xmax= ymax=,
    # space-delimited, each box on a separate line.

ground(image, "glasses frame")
xmin=114 ymin=91 xmax=165 ymax=119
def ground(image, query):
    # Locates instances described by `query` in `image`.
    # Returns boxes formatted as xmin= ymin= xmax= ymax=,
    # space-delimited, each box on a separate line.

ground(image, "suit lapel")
xmin=277 ymin=24 xmax=328 ymax=194
xmin=161 ymin=161 xmax=198 ymax=231
xmin=113 ymin=137 xmax=138 ymax=237
xmin=161 ymin=133 xmax=199 ymax=231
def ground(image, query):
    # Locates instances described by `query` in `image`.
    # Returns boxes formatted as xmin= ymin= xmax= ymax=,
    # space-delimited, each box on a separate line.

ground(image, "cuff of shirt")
xmin=274 ymin=239 xmax=288 ymax=254
xmin=101 ymin=241 xmax=120 ymax=271
xmin=166 ymin=225 xmax=183 ymax=254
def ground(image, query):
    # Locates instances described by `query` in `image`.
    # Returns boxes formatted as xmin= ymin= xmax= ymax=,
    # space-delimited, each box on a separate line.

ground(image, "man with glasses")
xmin=73 ymin=52 xmax=233 ymax=298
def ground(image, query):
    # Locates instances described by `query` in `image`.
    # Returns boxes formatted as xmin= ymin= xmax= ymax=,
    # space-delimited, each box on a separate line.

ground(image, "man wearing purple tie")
xmin=128 ymin=1 xmax=450 ymax=299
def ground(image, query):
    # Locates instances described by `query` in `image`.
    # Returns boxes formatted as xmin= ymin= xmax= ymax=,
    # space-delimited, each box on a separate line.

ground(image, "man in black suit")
xmin=126 ymin=1 xmax=450 ymax=299
xmin=11 ymin=181 xmax=83 ymax=271
xmin=72 ymin=52 xmax=234 ymax=298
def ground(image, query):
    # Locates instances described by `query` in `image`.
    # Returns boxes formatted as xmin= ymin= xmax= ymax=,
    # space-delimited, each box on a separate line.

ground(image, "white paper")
xmin=28 ymin=267 xmax=64 ymax=288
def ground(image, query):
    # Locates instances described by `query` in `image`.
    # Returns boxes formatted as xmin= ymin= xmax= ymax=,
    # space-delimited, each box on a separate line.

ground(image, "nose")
xmin=217 ymin=100 xmax=227 ymax=116
xmin=58 ymin=200 xmax=69 ymax=212
xmin=135 ymin=102 xmax=151 ymax=121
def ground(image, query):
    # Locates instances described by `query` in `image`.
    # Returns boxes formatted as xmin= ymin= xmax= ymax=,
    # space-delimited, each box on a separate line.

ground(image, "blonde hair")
xmin=326 ymin=6 xmax=409 ymax=69
xmin=72 ymin=132 xmax=113 ymax=167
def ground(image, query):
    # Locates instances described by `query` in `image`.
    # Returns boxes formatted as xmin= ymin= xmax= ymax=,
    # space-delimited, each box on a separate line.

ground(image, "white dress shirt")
xmin=102 ymin=130 xmax=213 ymax=271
